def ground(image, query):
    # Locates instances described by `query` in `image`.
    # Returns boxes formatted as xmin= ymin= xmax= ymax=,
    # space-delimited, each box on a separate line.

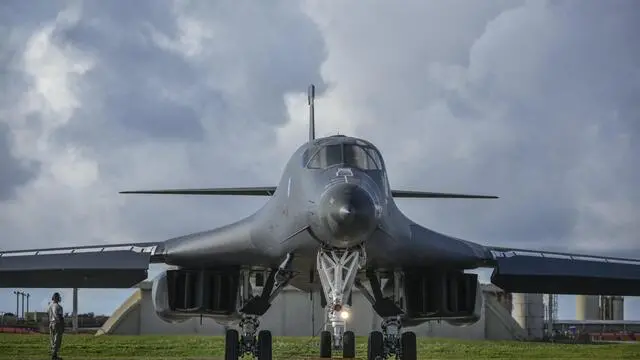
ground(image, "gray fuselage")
xmin=158 ymin=135 xmax=485 ymax=291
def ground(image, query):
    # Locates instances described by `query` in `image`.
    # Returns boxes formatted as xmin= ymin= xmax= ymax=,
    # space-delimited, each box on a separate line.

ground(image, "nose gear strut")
xmin=316 ymin=246 xmax=365 ymax=357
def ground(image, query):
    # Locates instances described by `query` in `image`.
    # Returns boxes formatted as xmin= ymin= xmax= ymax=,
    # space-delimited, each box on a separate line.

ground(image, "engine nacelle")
xmin=443 ymin=278 xmax=483 ymax=327
xmin=152 ymin=270 xmax=188 ymax=324
xmin=151 ymin=268 xmax=241 ymax=324
xmin=402 ymin=269 xmax=483 ymax=326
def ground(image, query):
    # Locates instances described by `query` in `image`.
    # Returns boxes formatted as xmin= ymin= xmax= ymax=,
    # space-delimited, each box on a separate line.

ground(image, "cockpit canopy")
xmin=304 ymin=142 xmax=384 ymax=170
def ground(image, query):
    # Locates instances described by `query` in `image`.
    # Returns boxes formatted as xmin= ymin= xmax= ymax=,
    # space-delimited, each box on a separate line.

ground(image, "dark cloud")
xmin=48 ymin=3 xmax=207 ymax=144
xmin=0 ymin=0 xmax=69 ymax=29
xmin=0 ymin=123 xmax=39 ymax=200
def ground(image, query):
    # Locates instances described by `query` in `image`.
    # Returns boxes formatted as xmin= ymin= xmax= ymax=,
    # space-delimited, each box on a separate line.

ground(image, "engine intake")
xmin=152 ymin=268 xmax=241 ymax=323
xmin=403 ymin=269 xmax=482 ymax=326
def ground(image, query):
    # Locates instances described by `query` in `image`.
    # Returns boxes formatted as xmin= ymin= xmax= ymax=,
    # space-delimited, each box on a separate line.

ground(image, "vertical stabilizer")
xmin=308 ymin=84 xmax=315 ymax=142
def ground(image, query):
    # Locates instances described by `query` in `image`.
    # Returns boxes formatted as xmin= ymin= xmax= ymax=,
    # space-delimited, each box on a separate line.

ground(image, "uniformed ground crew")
xmin=48 ymin=292 xmax=64 ymax=360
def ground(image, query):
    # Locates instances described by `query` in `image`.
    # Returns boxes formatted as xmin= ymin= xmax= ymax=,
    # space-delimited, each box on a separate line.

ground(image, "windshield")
xmin=307 ymin=144 xmax=383 ymax=170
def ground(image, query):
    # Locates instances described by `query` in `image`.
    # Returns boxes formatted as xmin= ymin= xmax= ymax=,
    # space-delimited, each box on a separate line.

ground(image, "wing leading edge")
xmin=120 ymin=186 xmax=497 ymax=199
xmin=119 ymin=187 xmax=277 ymax=196
xmin=395 ymin=223 xmax=640 ymax=296
xmin=0 ymin=242 xmax=163 ymax=289
xmin=486 ymin=246 xmax=640 ymax=296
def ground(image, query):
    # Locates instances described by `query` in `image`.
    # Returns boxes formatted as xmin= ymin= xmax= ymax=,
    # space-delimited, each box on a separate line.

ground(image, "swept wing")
xmin=120 ymin=186 xmax=497 ymax=199
xmin=120 ymin=186 xmax=277 ymax=196
xmin=399 ymin=223 xmax=640 ymax=296
xmin=486 ymin=246 xmax=640 ymax=296
xmin=0 ymin=242 xmax=163 ymax=288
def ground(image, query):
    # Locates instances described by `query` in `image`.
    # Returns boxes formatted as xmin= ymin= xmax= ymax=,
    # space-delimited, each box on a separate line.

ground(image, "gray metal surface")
xmin=488 ymin=248 xmax=640 ymax=295
xmin=0 ymin=244 xmax=159 ymax=288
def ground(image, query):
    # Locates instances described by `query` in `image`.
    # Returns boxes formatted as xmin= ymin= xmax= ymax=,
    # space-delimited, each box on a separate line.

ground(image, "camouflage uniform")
xmin=48 ymin=293 xmax=64 ymax=360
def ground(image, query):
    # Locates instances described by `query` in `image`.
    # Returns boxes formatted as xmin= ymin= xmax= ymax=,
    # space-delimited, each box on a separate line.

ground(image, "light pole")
xmin=26 ymin=293 xmax=31 ymax=321
xmin=12 ymin=291 xmax=22 ymax=320
xmin=20 ymin=292 xmax=25 ymax=319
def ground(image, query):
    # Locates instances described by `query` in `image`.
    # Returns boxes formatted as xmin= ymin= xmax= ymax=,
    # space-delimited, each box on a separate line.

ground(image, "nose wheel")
xmin=343 ymin=330 xmax=356 ymax=358
xmin=320 ymin=330 xmax=356 ymax=359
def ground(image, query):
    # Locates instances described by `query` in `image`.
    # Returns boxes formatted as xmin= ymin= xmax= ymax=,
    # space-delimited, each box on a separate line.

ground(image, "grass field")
xmin=0 ymin=334 xmax=639 ymax=359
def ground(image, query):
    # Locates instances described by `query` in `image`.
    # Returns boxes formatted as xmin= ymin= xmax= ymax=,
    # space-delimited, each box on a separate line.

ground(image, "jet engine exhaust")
xmin=317 ymin=182 xmax=378 ymax=248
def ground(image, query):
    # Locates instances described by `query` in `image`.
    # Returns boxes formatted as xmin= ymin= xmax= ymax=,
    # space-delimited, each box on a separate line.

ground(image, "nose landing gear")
xmin=316 ymin=246 xmax=365 ymax=358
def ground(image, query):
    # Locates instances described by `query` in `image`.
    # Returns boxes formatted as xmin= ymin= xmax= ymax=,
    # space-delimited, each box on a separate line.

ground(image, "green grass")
xmin=0 ymin=334 xmax=638 ymax=359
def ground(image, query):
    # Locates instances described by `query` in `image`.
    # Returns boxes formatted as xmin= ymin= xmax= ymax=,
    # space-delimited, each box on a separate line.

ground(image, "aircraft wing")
xmin=400 ymin=223 xmax=640 ymax=296
xmin=391 ymin=190 xmax=498 ymax=199
xmin=119 ymin=187 xmax=498 ymax=199
xmin=0 ymin=242 xmax=163 ymax=289
xmin=486 ymin=246 xmax=640 ymax=296
xmin=120 ymin=187 xmax=277 ymax=196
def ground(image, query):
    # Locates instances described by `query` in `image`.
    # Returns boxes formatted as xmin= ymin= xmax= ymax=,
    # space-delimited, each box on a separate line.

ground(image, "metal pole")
xmin=20 ymin=292 xmax=25 ymax=319
xmin=308 ymin=84 xmax=315 ymax=141
xmin=26 ymin=293 xmax=30 ymax=321
xmin=13 ymin=291 xmax=19 ymax=319
xmin=546 ymin=294 xmax=553 ymax=336
xmin=72 ymin=288 xmax=78 ymax=333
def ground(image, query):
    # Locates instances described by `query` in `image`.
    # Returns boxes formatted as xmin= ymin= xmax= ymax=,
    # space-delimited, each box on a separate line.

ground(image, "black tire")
xmin=400 ymin=331 xmax=417 ymax=360
xmin=367 ymin=331 xmax=384 ymax=360
xmin=343 ymin=330 xmax=356 ymax=358
xmin=224 ymin=329 xmax=240 ymax=360
xmin=257 ymin=330 xmax=272 ymax=360
xmin=319 ymin=330 xmax=332 ymax=358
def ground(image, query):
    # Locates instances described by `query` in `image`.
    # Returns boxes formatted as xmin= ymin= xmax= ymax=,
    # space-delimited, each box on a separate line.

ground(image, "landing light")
xmin=340 ymin=310 xmax=350 ymax=320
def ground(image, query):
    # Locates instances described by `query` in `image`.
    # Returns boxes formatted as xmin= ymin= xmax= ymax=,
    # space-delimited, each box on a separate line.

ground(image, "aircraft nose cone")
xmin=320 ymin=183 xmax=377 ymax=247
xmin=337 ymin=206 xmax=353 ymax=220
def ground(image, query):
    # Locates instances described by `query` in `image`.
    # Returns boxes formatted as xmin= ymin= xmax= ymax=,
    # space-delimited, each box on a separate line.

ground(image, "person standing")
xmin=48 ymin=292 xmax=65 ymax=360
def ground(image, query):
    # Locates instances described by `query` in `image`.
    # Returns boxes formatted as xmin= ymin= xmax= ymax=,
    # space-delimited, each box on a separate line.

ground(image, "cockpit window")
xmin=307 ymin=144 xmax=383 ymax=170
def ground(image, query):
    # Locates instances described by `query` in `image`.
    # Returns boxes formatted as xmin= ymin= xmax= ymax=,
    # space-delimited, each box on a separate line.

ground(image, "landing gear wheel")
xmin=367 ymin=331 xmax=384 ymax=360
xmin=400 ymin=331 xmax=417 ymax=360
xmin=257 ymin=330 xmax=272 ymax=360
xmin=319 ymin=330 xmax=332 ymax=358
xmin=343 ymin=330 xmax=356 ymax=358
xmin=224 ymin=329 xmax=240 ymax=360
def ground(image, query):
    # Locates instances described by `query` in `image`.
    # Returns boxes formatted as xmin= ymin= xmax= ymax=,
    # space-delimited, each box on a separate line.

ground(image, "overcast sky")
xmin=1 ymin=0 xmax=639 ymax=322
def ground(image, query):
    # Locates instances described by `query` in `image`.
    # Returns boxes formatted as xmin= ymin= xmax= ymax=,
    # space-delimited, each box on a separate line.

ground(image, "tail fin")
xmin=308 ymin=84 xmax=315 ymax=142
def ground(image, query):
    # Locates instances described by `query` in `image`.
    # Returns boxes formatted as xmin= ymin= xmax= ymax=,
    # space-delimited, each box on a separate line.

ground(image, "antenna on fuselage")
xmin=308 ymin=84 xmax=315 ymax=142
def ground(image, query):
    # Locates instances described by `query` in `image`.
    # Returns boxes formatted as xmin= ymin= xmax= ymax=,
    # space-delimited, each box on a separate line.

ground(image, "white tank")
xmin=612 ymin=296 xmax=624 ymax=320
xmin=576 ymin=295 xmax=599 ymax=320
xmin=511 ymin=293 xmax=544 ymax=339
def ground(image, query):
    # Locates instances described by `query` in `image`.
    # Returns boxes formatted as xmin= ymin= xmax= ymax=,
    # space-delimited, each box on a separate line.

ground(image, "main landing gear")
xmin=224 ymin=317 xmax=272 ymax=360
xmin=357 ymin=269 xmax=417 ymax=360
xmin=224 ymin=254 xmax=295 ymax=360
xmin=224 ymin=249 xmax=418 ymax=360
xmin=365 ymin=317 xmax=417 ymax=360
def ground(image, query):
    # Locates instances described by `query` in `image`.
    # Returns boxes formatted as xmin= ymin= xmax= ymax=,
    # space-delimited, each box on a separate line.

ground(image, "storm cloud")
xmin=1 ymin=0 xmax=638 ymax=320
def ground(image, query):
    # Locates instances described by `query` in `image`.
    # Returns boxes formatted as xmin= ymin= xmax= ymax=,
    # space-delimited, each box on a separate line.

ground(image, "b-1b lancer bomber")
xmin=2 ymin=85 xmax=640 ymax=360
